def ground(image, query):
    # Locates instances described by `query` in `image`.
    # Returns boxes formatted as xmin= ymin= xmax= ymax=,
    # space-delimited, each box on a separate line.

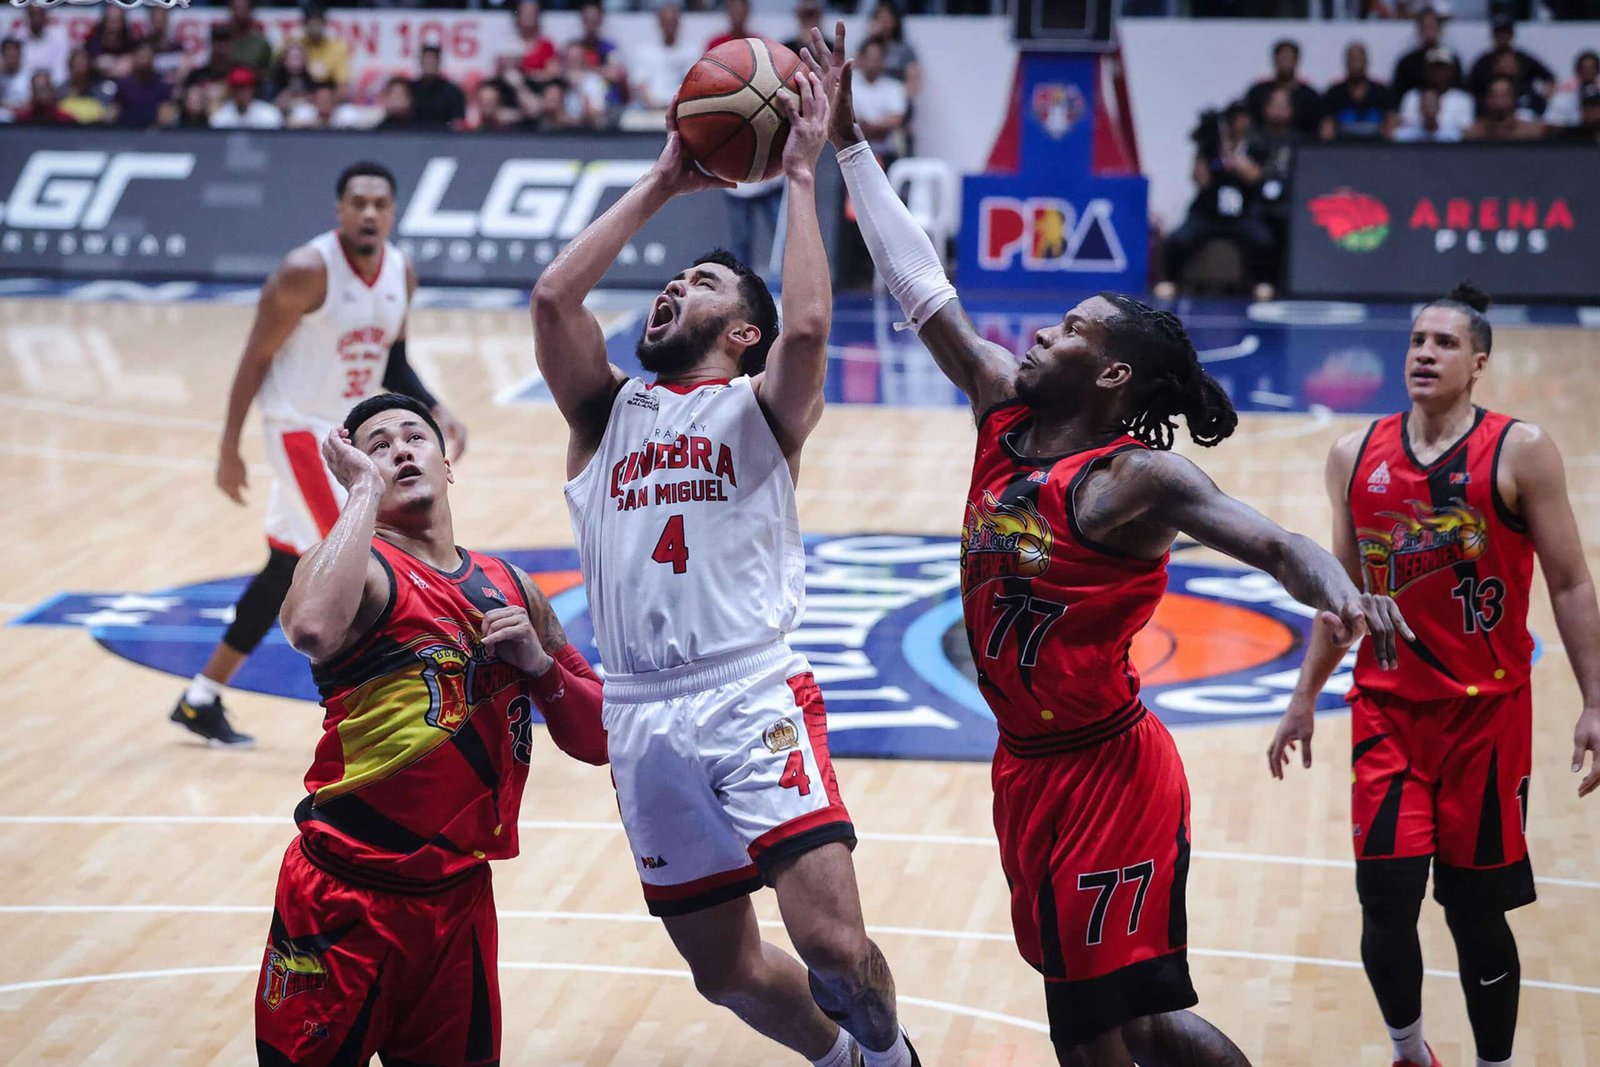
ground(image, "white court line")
xmin=1 ymin=910 xmax=1595 ymax=1001
xmin=4 ymin=815 xmax=1597 ymax=892
xmin=0 ymin=394 xmax=220 ymax=431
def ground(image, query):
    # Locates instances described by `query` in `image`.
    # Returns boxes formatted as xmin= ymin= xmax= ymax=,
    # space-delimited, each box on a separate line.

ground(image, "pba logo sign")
xmin=12 ymin=535 xmax=1350 ymax=762
xmin=978 ymin=196 xmax=1127 ymax=273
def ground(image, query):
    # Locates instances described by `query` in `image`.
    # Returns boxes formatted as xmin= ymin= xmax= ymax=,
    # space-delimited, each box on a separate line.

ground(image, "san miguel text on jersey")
xmin=1349 ymin=408 xmax=1535 ymax=701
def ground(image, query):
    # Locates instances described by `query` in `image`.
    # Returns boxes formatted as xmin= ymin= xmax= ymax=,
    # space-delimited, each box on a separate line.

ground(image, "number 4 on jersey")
xmin=652 ymin=514 xmax=689 ymax=574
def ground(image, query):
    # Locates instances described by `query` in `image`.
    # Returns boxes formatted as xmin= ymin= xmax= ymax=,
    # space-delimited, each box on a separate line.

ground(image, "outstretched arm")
xmin=806 ymin=25 xmax=1015 ymax=419
xmin=1269 ymin=431 xmax=1367 ymax=779
xmin=752 ymin=68 xmax=831 ymax=461
xmin=531 ymin=117 xmax=731 ymax=477
xmin=1506 ymin=424 xmax=1600 ymax=797
xmin=217 ymin=248 xmax=326 ymax=505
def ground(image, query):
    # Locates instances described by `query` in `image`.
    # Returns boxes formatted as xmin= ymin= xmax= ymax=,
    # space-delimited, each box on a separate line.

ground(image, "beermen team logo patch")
xmin=12 ymin=535 xmax=1360 ymax=762
xmin=261 ymin=940 xmax=330 ymax=1012
xmin=1359 ymin=500 xmax=1489 ymax=595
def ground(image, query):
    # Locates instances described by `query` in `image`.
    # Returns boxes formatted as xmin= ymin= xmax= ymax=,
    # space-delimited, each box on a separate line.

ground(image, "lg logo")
xmin=399 ymin=158 xmax=652 ymax=241
xmin=0 ymin=151 xmax=196 ymax=230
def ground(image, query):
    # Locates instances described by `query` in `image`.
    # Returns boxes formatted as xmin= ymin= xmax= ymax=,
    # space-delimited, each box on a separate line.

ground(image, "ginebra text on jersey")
xmin=609 ymin=433 xmax=739 ymax=514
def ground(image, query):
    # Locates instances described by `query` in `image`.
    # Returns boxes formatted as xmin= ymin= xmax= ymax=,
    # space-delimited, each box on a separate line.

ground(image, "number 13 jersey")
xmin=565 ymin=377 xmax=805 ymax=675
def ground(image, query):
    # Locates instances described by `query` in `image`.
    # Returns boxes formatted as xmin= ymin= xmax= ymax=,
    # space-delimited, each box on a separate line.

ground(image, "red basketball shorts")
xmin=254 ymin=838 xmax=501 ymax=1067
xmin=991 ymin=709 xmax=1198 ymax=1049
xmin=1351 ymin=685 xmax=1536 ymax=910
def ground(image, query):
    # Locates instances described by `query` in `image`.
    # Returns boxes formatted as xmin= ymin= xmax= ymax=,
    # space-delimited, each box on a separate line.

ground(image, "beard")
xmin=636 ymin=314 xmax=726 ymax=374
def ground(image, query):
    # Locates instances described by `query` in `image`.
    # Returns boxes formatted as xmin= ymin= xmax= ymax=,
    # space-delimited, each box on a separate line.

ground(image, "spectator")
xmin=271 ymin=43 xmax=317 ymax=113
xmin=460 ymin=80 xmax=519 ymax=132
xmin=0 ymin=39 xmax=29 ymax=115
xmin=554 ymin=40 xmax=609 ymax=129
xmin=1466 ymin=76 xmax=1544 ymax=139
xmin=1394 ymin=87 xmax=1462 ymax=142
xmin=286 ymin=6 xmax=349 ymax=90
xmin=515 ymin=1 xmax=560 ymax=83
xmin=724 ymin=177 xmax=786 ymax=286
xmin=486 ymin=53 xmax=550 ymax=126
xmin=60 ymin=48 xmax=116 ymax=124
xmin=86 ymin=6 xmax=137 ymax=81
xmin=186 ymin=25 xmax=237 ymax=94
xmin=782 ymin=1 xmax=825 ymax=59
xmin=1162 ymin=102 xmax=1277 ymax=300
xmin=1321 ymin=41 xmax=1396 ymax=141
xmin=1486 ymin=49 xmax=1545 ymax=118
xmin=1399 ymin=48 xmax=1474 ymax=139
xmin=1549 ymin=83 xmax=1600 ymax=143
xmin=630 ymin=3 xmax=698 ymax=112
xmin=225 ymin=0 xmax=274 ymax=84
xmin=706 ymin=0 xmax=756 ymax=53
xmin=411 ymin=44 xmax=465 ymax=127
xmin=143 ymin=8 xmax=186 ymax=79
xmin=1244 ymin=39 xmax=1322 ymax=139
xmin=209 ymin=66 xmax=282 ymax=129
xmin=572 ymin=0 xmax=626 ymax=108
xmin=163 ymin=81 xmax=214 ymax=128
xmin=868 ymin=2 xmax=921 ymax=103
xmin=1250 ymin=85 xmax=1301 ymax=287
xmin=1467 ymin=13 xmax=1554 ymax=102
xmin=1392 ymin=6 xmax=1460 ymax=100
xmin=1547 ymin=50 xmax=1599 ymax=127
xmin=19 ymin=5 xmax=70 ymax=87
xmin=377 ymin=75 xmax=416 ymax=130
xmin=14 ymin=71 xmax=76 ymax=125
xmin=114 ymin=40 xmax=173 ymax=129
xmin=852 ymin=37 xmax=909 ymax=164
xmin=286 ymin=81 xmax=371 ymax=130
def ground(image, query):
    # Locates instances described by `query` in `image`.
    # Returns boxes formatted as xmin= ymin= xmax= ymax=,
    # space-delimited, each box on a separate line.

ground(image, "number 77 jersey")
xmin=961 ymin=401 xmax=1169 ymax=756
xmin=565 ymin=377 xmax=806 ymax=675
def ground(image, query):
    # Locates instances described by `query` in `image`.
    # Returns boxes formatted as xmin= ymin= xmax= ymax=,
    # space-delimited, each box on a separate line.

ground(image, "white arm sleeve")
xmin=836 ymin=141 xmax=957 ymax=333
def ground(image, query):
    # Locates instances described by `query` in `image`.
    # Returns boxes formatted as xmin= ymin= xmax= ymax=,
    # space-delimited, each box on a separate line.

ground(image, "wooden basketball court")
xmin=1 ymin=292 xmax=1596 ymax=1065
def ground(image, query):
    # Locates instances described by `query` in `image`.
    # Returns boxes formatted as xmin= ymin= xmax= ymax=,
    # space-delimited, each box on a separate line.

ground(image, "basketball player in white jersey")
xmin=170 ymin=161 xmax=467 ymax=747
xmin=533 ymin=71 xmax=918 ymax=1067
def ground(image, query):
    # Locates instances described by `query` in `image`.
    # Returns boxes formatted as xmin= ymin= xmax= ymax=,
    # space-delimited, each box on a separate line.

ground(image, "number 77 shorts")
xmin=600 ymin=641 xmax=856 ymax=916
xmin=991 ymin=708 xmax=1199 ymax=1049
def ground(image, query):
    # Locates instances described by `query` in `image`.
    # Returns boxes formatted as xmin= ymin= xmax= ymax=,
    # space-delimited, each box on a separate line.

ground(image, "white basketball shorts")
xmin=601 ymin=640 xmax=855 ymax=916
xmin=262 ymin=419 xmax=346 ymax=556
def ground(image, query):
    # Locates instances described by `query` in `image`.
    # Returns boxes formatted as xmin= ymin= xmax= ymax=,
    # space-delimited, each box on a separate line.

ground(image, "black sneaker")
xmin=170 ymin=694 xmax=255 ymax=748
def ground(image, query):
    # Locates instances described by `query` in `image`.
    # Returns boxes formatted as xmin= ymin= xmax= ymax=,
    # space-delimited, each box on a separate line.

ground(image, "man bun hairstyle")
xmin=1422 ymin=279 xmax=1493 ymax=354
xmin=693 ymin=248 xmax=779 ymax=376
xmin=1098 ymin=292 xmax=1239 ymax=451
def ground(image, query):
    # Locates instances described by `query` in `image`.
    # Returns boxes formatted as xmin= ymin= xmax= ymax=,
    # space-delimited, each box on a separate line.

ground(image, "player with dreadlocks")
xmin=805 ymin=24 xmax=1410 ymax=1067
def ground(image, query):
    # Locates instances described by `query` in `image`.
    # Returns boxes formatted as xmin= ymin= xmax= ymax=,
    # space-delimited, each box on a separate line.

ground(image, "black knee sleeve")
xmin=1446 ymin=906 xmax=1520 ymax=1062
xmin=223 ymin=548 xmax=298 ymax=654
xmin=1357 ymin=857 xmax=1430 ymax=1029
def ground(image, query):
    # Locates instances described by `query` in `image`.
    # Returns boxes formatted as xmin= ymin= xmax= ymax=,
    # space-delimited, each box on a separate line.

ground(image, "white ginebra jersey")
xmin=257 ymin=230 xmax=409 ymax=426
xmin=565 ymin=377 xmax=806 ymax=675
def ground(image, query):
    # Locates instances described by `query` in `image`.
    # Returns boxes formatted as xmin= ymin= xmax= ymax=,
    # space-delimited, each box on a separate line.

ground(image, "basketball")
xmin=675 ymin=38 xmax=804 ymax=184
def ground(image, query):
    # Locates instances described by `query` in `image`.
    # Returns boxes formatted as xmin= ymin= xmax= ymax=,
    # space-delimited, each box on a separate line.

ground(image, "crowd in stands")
xmin=0 ymin=0 xmax=919 ymax=141
xmin=1160 ymin=5 xmax=1600 ymax=298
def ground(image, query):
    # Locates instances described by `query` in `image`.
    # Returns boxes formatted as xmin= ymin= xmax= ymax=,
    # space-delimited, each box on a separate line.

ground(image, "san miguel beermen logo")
xmin=1359 ymin=501 xmax=1488 ymax=595
xmin=961 ymin=492 xmax=1052 ymax=593
xmin=261 ymin=940 xmax=330 ymax=1012
xmin=22 ymin=535 xmax=1528 ymax=761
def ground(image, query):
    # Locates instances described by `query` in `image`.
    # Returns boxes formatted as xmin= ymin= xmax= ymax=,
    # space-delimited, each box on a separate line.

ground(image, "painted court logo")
xmin=12 ymin=535 xmax=1374 ymax=760
xmin=1308 ymin=189 xmax=1391 ymax=252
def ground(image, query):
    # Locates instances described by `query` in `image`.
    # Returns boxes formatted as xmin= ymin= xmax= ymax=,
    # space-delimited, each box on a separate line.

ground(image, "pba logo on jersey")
xmin=962 ymin=491 xmax=1052 ymax=590
xmin=1358 ymin=500 xmax=1489 ymax=595
xmin=14 ymin=536 xmax=1399 ymax=761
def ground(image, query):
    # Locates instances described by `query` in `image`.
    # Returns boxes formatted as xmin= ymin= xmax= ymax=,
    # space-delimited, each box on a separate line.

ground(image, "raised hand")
xmin=805 ymin=22 xmax=863 ymax=150
xmin=321 ymin=427 xmax=384 ymax=495
xmin=650 ymin=94 xmax=737 ymax=198
xmin=780 ymin=68 xmax=830 ymax=178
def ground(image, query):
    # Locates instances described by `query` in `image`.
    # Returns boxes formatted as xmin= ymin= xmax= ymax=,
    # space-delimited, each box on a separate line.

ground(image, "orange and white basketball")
xmin=675 ymin=38 xmax=804 ymax=184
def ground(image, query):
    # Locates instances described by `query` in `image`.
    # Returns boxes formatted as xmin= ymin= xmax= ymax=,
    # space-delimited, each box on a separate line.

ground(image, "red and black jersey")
xmin=1348 ymin=407 xmax=1534 ymax=701
xmin=962 ymin=402 xmax=1168 ymax=757
xmin=295 ymin=538 xmax=537 ymax=893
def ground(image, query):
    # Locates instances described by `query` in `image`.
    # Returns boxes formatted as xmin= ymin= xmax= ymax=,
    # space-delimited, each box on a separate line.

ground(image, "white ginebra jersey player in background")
xmin=169 ymin=161 xmax=468 ymax=748
xmin=532 ymin=71 xmax=920 ymax=1067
